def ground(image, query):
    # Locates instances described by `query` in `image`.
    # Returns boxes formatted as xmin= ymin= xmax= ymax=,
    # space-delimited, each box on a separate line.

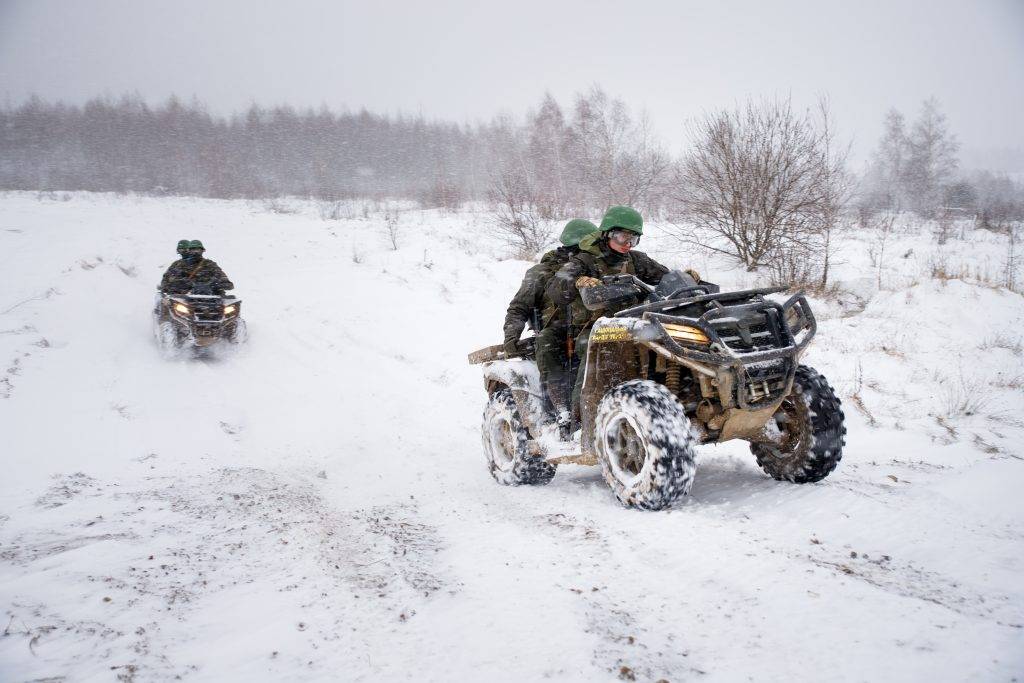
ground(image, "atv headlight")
xmin=173 ymin=303 xmax=190 ymax=315
xmin=663 ymin=323 xmax=710 ymax=345
xmin=223 ymin=304 xmax=237 ymax=315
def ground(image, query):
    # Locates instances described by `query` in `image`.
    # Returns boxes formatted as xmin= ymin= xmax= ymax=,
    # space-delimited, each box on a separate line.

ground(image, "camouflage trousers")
xmin=536 ymin=324 xmax=573 ymax=415
xmin=570 ymin=328 xmax=591 ymax=420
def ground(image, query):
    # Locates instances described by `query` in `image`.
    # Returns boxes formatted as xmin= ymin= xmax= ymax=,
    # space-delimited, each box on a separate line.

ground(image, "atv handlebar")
xmin=600 ymin=274 xmax=655 ymax=294
xmin=614 ymin=285 xmax=788 ymax=319
xmin=585 ymin=272 xmax=718 ymax=313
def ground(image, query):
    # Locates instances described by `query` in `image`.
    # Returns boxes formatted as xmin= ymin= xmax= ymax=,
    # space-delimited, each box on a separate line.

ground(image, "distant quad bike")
xmin=469 ymin=271 xmax=845 ymax=510
xmin=153 ymin=283 xmax=247 ymax=357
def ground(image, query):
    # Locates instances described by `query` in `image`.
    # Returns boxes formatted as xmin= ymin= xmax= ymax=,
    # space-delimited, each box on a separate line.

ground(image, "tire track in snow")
xmin=799 ymin=549 xmax=1022 ymax=625
xmin=1 ymin=466 xmax=452 ymax=679
xmin=535 ymin=511 xmax=707 ymax=680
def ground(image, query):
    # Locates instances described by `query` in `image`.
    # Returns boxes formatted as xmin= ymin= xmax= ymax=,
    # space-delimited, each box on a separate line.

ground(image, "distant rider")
xmin=503 ymin=219 xmax=599 ymax=421
xmin=159 ymin=240 xmax=234 ymax=295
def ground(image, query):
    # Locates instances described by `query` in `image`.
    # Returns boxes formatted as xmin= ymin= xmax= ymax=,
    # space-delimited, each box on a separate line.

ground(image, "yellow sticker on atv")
xmin=591 ymin=326 xmax=631 ymax=343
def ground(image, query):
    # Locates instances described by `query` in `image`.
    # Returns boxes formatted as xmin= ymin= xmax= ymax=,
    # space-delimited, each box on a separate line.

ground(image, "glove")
xmin=685 ymin=268 xmax=702 ymax=283
xmin=576 ymin=276 xmax=601 ymax=289
xmin=503 ymin=339 xmax=519 ymax=357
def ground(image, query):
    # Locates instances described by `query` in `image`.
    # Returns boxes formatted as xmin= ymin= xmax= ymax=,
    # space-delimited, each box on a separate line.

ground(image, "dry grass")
xmin=934 ymin=415 xmax=958 ymax=439
xmin=991 ymin=373 xmax=1023 ymax=390
xmin=849 ymin=393 xmax=877 ymax=427
xmin=980 ymin=333 xmax=1023 ymax=357
xmin=928 ymin=253 xmax=968 ymax=282
xmin=928 ymin=252 xmax=1008 ymax=290
xmin=941 ymin=373 xmax=994 ymax=418
xmin=849 ymin=360 xmax=878 ymax=427
xmin=971 ymin=433 xmax=1002 ymax=455
xmin=988 ymin=411 xmax=1024 ymax=429
xmin=262 ymin=198 xmax=301 ymax=215
xmin=879 ymin=345 xmax=906 ymax=360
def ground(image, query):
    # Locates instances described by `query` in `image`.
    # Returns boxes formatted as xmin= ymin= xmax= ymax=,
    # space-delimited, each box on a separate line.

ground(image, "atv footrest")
xmin=528 ymin=439 xmax=584 ymax=464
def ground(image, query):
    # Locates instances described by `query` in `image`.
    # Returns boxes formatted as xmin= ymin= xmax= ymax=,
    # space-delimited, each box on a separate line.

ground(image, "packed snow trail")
xmin=1 ymin=193 xmax=1022 ymax=681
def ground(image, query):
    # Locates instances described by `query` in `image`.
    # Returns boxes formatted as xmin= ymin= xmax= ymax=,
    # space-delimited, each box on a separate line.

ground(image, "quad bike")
xmin=469 ymin=271 xmax=845 ymax=510
xmin=153 ymin=284 xmax=247 ymax=357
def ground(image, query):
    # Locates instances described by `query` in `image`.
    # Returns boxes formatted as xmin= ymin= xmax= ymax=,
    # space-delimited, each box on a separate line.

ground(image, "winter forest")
xmin=2 ymin=1 xmax=1023 ymax=681
xmin=5 ymin=88 xmax=1024 ymax=216
xmin=3 ymin=88 xmax=1023 ymax=287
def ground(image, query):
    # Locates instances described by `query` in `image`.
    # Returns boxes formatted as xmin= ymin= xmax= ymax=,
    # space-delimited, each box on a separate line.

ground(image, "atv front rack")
xmin=616 ymin=289 xmax=816 ymax=409
xmin=166 ymin=294 xmax=239 ymax=323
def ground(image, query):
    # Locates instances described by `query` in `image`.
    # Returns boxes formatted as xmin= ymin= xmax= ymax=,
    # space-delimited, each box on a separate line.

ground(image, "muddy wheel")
xmin=156 ymin=320 xmax=183 ymax=359
xmin=482 ymin=388 xmax=556 ymax=486
xmin=751 ymin=365 xmax=846 ymax=483
xmin=594 ymin=380 xmax=696 ymax=510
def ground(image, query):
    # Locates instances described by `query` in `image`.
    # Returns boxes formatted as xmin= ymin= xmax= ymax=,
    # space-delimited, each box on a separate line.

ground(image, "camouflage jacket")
xmin=159 ymin=258 xmax=234 ymax=294
xmin=503 ymin=246 xmax=578 ymax=346
xmin=547 ymin=233 xmax=668 ymax=330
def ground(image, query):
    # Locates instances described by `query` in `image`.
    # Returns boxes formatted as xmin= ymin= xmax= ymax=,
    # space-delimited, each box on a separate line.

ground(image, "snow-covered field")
xmin=1 ymin=192 xmax=1022 ymax=681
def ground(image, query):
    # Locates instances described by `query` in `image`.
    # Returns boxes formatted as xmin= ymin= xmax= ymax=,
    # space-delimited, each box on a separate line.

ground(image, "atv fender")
xmin=579 ymin=318 xmax=656 ymax=459
xmin=482 ymin=360 xmax=551 ymax=439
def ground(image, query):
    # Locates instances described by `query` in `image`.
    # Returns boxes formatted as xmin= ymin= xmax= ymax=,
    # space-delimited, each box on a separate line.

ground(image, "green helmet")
xmin=176 ymin=239 xmax=190 ymax=254
xmin=599 ymin=205 xmax=643 ymax=235
xmin=559 ymin=219 xmax=598 ymax=246
xmin=187 ymin=240 xmax=205 ymax=251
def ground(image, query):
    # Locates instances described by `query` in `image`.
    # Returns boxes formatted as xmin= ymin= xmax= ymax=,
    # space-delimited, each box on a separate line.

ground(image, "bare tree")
xmin=858 ymin=108 xmax=909 ymax=219
xmin=904 ymin=98 xmax=959 ymax=217
xmin=384 ymin=209 xmax=402 ymax=251
xmin=488 ymin=166 xmax=553 ymax=258
xmin=975 ymin=171 xmax=1024 ymax=232
xmin=806 ymin=98 xmax=852 ymax=288
xmin=934 ymin=208 xmax=955 ymax=245
xmin=867 ymin=211 xmax=897 ymax=290
xmin=526 ymin=93 xmax=571 ymax=218
xmin=670 ymin=97 xmax=850 ymax=287
xmin=565 ymin=86 xmax=671 ymax=212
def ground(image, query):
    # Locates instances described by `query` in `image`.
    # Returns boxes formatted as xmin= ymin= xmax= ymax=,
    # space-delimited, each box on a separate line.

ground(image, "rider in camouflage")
xmin=159 ymin=240 xmax=234 ymax=295
xmin=548 ymin=206 xmax=700 ymax=421
xmin=503 ymin=219 xmax=598 ymax=420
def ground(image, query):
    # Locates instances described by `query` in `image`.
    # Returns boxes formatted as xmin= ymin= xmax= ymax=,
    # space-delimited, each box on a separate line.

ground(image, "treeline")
xmin=859 ymin=98 xmax=1024 ymax=229
xmin=3 ymin=89 xmax=1021 ymax=240
xmin=0 ymin=87 xmax=668 ymax=214
xmin=0 ymin=94 xmax=491 ymax=201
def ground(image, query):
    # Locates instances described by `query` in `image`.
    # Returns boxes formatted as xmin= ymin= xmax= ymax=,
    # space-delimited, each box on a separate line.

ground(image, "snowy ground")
xmin=1 ymin=192 xmax=1022 ymax=682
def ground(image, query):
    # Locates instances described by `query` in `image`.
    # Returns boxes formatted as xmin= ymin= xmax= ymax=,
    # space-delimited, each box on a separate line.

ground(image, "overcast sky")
xmin=1 ymin=0 xmax=1022 ymax=168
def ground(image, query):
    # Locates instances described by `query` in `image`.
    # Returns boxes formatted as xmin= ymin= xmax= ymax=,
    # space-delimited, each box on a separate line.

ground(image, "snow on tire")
xmin=750 ymin=365 xmax=846 ymax=483
xmin=156 ymin=321 xmax=183 ymax=359
xmin=594 ymin=380 xmax=696 ymax=510
xmin=481 ymin=388 xmax=556 ymax=486
xmin=229 ymin=318 xmax=248 ymax=344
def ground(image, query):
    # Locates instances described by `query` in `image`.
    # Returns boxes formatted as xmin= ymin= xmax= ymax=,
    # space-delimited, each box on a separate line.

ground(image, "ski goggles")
xmin=608 ymin=229 xmax=640 ymax=247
